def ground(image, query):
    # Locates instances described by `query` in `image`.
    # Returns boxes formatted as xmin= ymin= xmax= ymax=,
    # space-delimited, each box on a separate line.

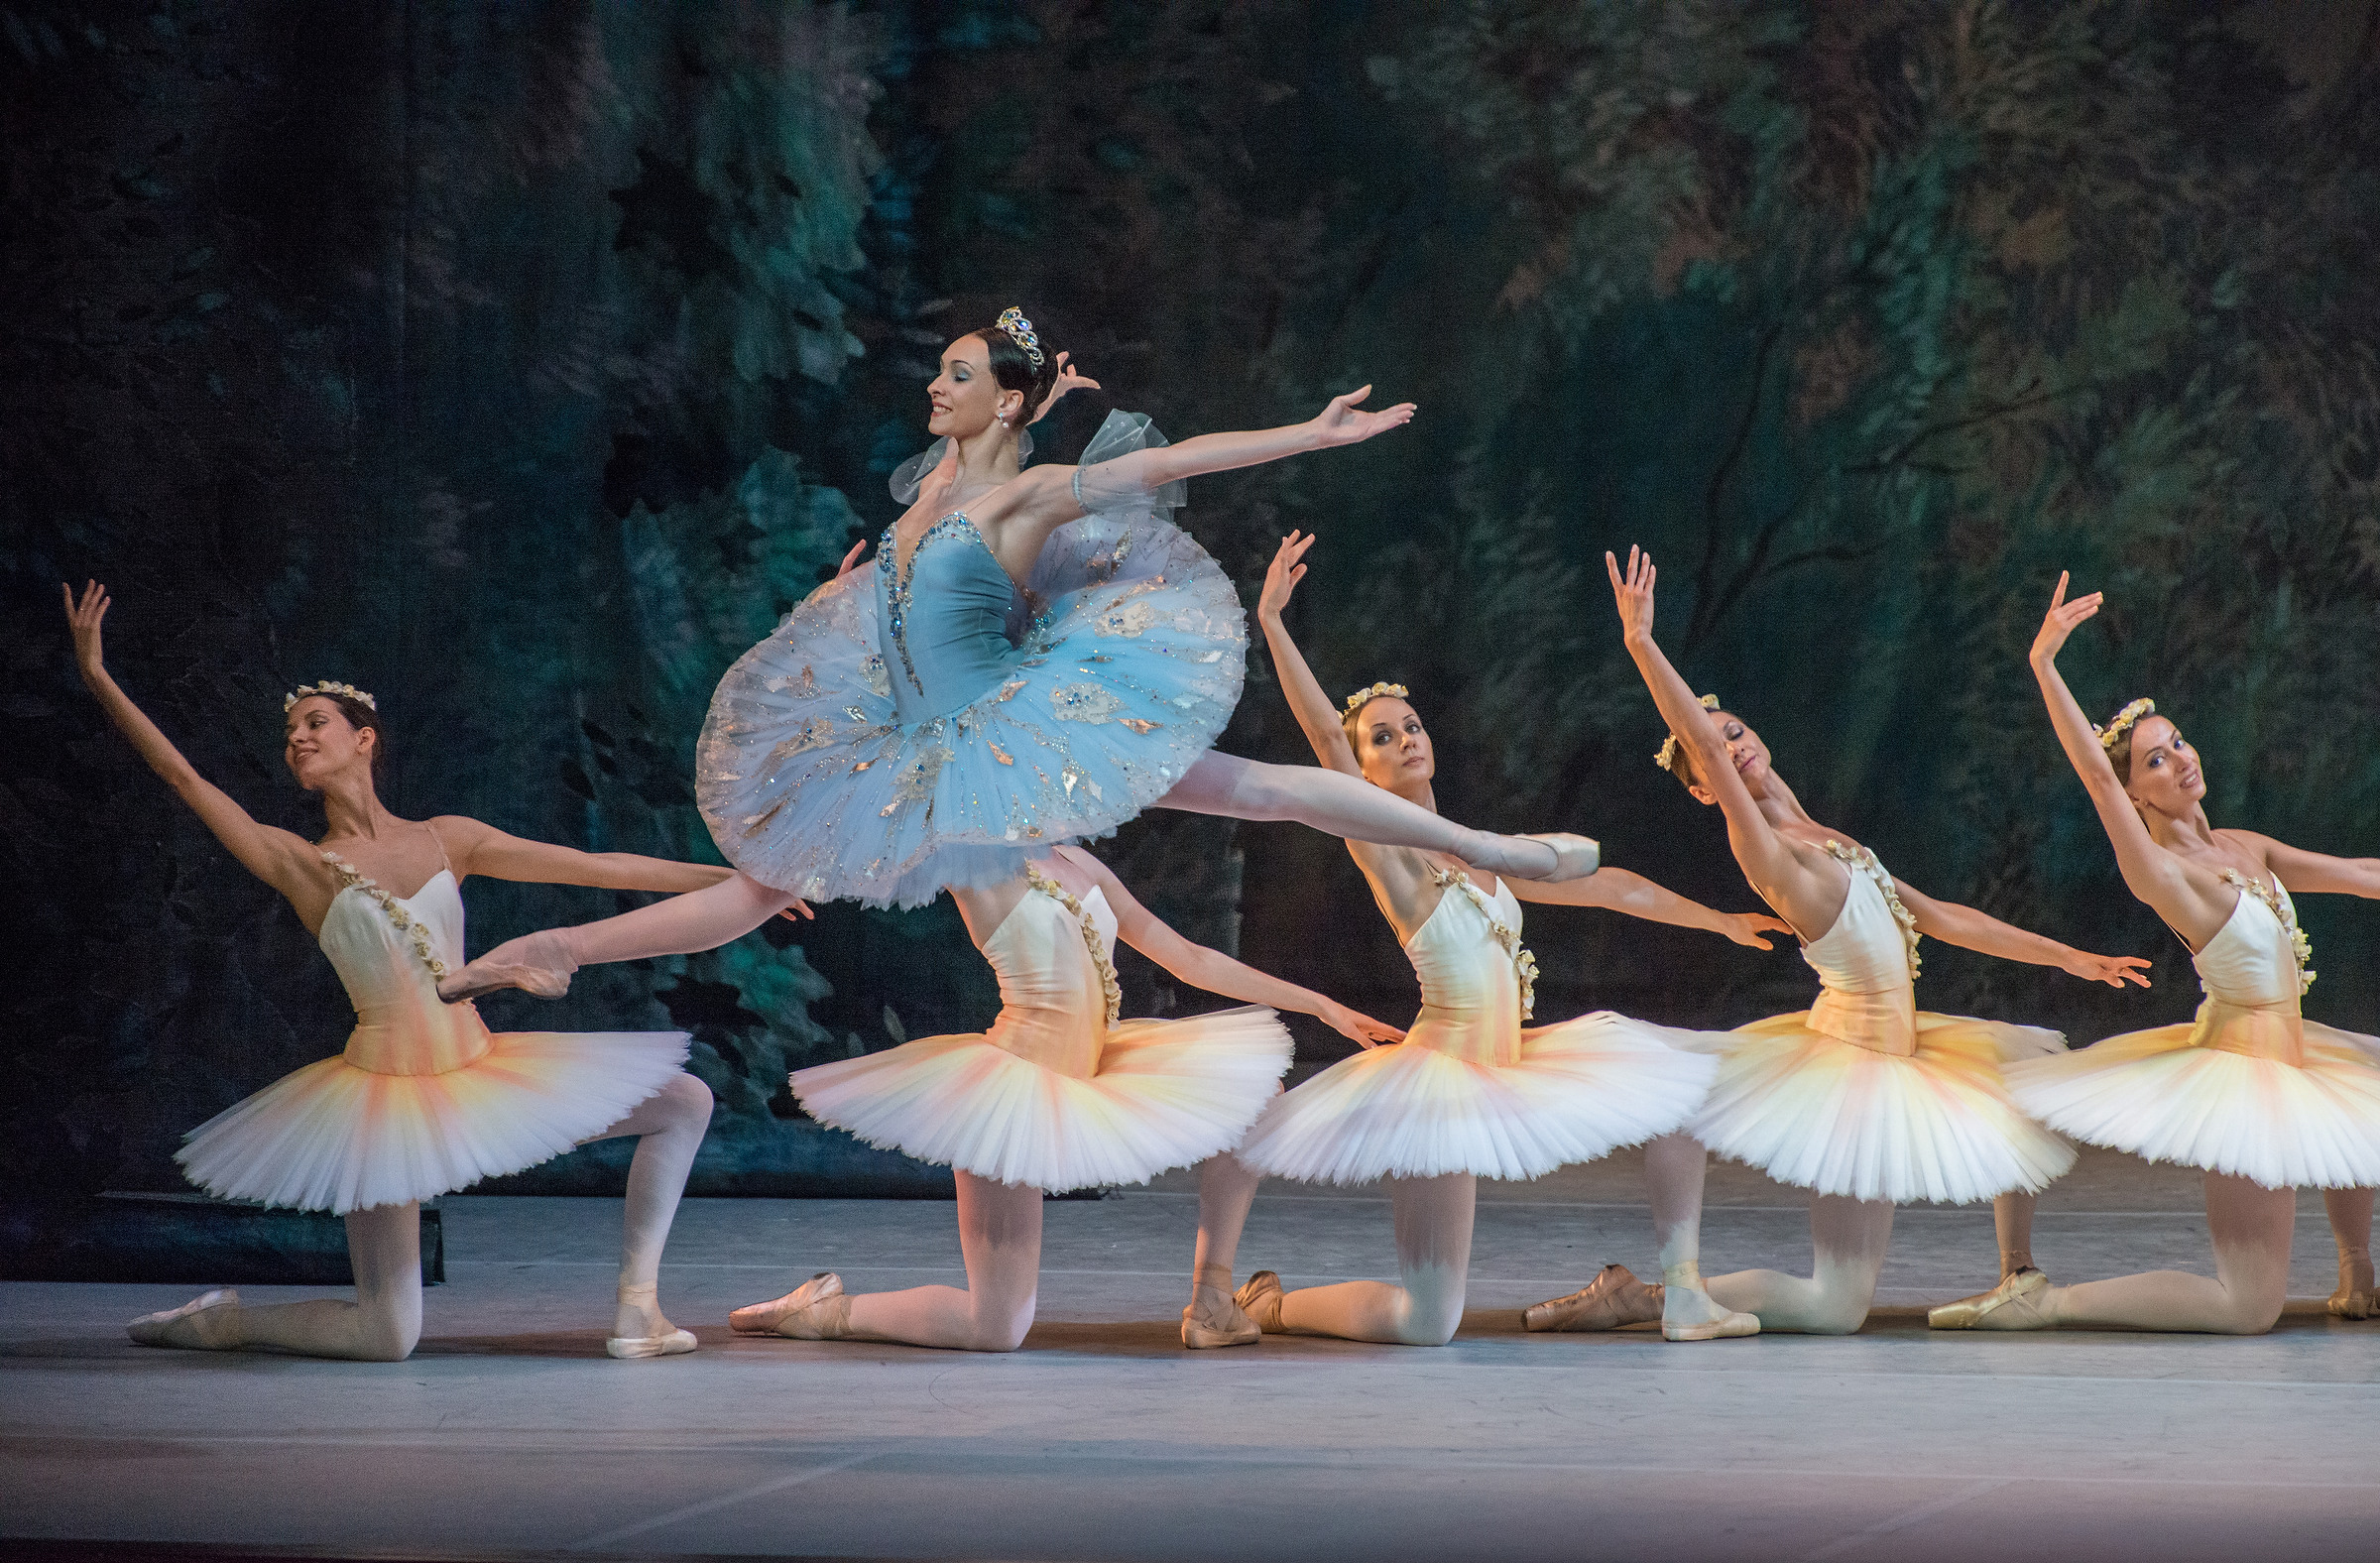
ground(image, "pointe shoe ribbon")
xmin=1928 ymin=1266 xmax=2053 ymax=1330
xmin=1524 ymin=1263 xmax=1664 ymax=1333
xmin=607 ymin=1328 xmax=698 ymax=1360
xmin=2326 ymin=1254 xmax=2375 ymax=1320
xmin=1513 ymin=833 xmax=1600 ymax=883
xmin=1233 ymin=1270 xmax=1285 ymax=1334
xmin=1181 ymin=1298 xmax=1261 ymax=1349
xmin=729 ymin=1271 xmax=846 ymax=1339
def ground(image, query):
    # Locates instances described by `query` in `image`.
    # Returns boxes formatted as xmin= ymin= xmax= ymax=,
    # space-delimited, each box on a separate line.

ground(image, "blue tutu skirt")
xmin=695 ymin=415 xmax=1247 ymax=907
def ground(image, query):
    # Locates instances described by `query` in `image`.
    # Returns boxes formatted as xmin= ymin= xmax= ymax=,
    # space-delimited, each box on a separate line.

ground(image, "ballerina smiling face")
xmin=2112 ymin=714 xmax=2204 ymax=817
xmin=1674 ymin=708 xmax=1775 ymax=804
xmin=928 ymin=324 xmax=1053 ymax=443
xmin=284 ymin=695 xmax=382 ymax=790
xmin=1347 ymin=696 xmax=1435 ymax=796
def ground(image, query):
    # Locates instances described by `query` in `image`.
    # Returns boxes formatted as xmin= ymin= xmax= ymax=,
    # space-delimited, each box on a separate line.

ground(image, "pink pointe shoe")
xmin=127 ymin=1288 xmax=243 ymax=1349
xmin=437 ymin=929 xmax=578 ymax=1004
xmin=1233 ymin=1270 xmax=1286 ymax=1334
xmin=1513 ymin=833 xmax=1601 ymax=883
xmin=729 ymin=1272 xmax=846 ymax=1339
xmin=1524 ymin=1264 xmax=1665 ymax=1332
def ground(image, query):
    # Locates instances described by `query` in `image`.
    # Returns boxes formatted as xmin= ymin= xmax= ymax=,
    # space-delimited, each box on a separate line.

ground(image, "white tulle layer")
xmin=1676 ymin=1011 xmax=2075 ymax=1205
xmin=177 ymin=1030 xmax=691 ymax=1215
xmin=2005 ymin=1020 xmax=2380 ymax=1189
xmin=791 ymin=1007 xmax=1292 ymax=1192
xmin=1232 ymin=1014 xmax=1721 ymax=1185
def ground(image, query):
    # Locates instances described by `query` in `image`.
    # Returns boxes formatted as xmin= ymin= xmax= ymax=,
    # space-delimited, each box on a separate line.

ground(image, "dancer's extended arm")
xmin=1889 ymin=879 xmax=2150 ymax=989
xmin=2228 ymin=831 xmax=2380 ymax=900
xmin=63 ymin=581 xmax=319 ymax=902
xmin=1606 ymin=547 xmax=1840 ymax=933
xmin=432 ymin=816 xmax=796 ymax=903
xmin=1509 ymin=868 xmax=1791 ymax=949
xmin=1055 ymin=846 xmax=1405 ymax=1048
xmin=2029 ymin=572 xmax=2233 ymax=944
xmin=1254 ymin=532 xmax=1364 ymax=780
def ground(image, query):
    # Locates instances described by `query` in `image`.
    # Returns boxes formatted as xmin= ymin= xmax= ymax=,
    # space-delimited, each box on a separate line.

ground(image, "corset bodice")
xmin=980 ymin=883 xmax=1121 ymax=1079
xmin=318 ymin=870 xmax=496 ymax=1076
xmin=1400 ymin=875 xmax=1528 ymax=1067
xmin=1800 ymin=847 xmax=1920 ymax=1056
xmin=881 ymin=514 xmax=1023 ymax=723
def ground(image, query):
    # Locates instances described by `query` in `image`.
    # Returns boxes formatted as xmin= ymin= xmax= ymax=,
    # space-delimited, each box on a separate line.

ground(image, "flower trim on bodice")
xmin=2218 ymin=869 xmax=2317 ymax=995
xmin=1431 ymin=866 xmax=1538 ymax=1021
xmin=1024 ymin=864 xmax=1123 ymax=1026
xmin=883 ymin=513 xmax=987 ymax=698
xmin=1824 ymin=840 xmax=1920 ymax=981
xmin=319 ymin=850 xmax=449 ymax=981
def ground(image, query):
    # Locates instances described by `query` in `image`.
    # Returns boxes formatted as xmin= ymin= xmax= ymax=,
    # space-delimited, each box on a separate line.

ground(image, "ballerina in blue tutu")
xmin=441 ymin=308 xmax=1597 ymax=1001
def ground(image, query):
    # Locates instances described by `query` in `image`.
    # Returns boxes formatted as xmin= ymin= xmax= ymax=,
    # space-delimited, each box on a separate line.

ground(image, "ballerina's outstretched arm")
xmin=1052 ymin=845 xmax=1403 ymax=1049
xmin=429 ymin=815 xmax=812 ymax=911
xmin=1887 ymin=878 xmax=2149 ymax=989
xmin=2029 ymin=571 xmax=2235 ymax=948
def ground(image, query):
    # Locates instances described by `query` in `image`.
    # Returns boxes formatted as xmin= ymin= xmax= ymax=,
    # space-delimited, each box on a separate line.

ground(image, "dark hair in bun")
xmin=973 ymin=311 xmax=1057 ymax=420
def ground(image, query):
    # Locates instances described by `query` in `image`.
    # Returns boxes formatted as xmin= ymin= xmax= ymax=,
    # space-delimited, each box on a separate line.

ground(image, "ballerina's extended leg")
xmin=1238 ymin=1172 xmax=1475 ymax=1347
xmin=1705 ymin=1194 xmax=1894 ymax=1335
xmin=732 ymin=1170 xmax=1042 ymax=1352
xmin=128 ymin=1201 xmax=423 ymax=1362
xmin=1161 ymin=753 xmax=1597 ymax=883
xmin=440 ymin=870 xmax=797 ymax=1001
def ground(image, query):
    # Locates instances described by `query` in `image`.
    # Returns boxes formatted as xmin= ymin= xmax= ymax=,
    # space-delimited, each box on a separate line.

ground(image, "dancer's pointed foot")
xmin=1524 ymin=1264 xmax=1663 ymax=1332
xmin=437 ymin=928 xmax=578 ymax=1004
xmin=1234 ymin=1270 xmax=1285 ymax=1334
xmin=2326 ymin=1252 xmax=2375 ymax=1320
xmin=1181 ymin=1283 xmax=1260 ymax=1349
xmin=1512 ymin=832 xmax=1600 ymax=882
xmin=1929 ymin=1266 xmax=2055 ymax=1331
xmin=127 ymin=1287 xmax=242 ymax=1350
xmin=729 ymin=1271 xmax=847 ymax=1339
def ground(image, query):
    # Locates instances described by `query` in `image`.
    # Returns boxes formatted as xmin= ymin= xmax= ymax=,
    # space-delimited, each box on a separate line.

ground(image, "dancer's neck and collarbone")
xmin=1601 ymin=546 xmax=2148 ymax=1336
xmin=1929 ymin=573 xmax=2380 ymax=1334
xmin=62 ymin=582 xmax=732 ymax=1362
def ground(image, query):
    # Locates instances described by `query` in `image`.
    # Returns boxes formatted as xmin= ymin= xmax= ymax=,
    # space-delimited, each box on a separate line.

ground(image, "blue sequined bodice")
xmin=881 ymin=516 xmax=1024 ymax=723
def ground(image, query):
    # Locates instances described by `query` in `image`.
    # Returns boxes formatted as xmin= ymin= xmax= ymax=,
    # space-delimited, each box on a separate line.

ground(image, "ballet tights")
xmin=1702 ymin=1195 xmax=1896 ymax=1335
xmin=1641 ymin=1132 xmax=1740 ymax=1331
xmin=475 ymin=869 xmax=798 ymax=979
xmin=133 ymin=1076 xmax=714 ymax=1359
xmin=2322 ymin=1186 xmax=2374 ymax=1306
xmin=1163 ymin=752 xmax=1559 ymax=882
xmin=1186 ymin=1150 xmax=1262 ymax=1321
xmin=2029 ymin=1172 xmax=2293 ymax=1334
xmin=827 ymin=1170 xmax=1043 ymax=1352
xmin=1994 ymin=1189 xmax=2037 ymax=1277
xmin=1268 ymin=1173 xmax=1476 ymax=1346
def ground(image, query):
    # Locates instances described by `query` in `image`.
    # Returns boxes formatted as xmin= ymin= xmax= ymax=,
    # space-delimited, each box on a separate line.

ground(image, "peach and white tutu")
xmin=1670 ymin=843 xmax=2076 ymax=1205
xmin=1233 ymin=871 xmax=1721 ymax=1185
xmin=791 ymin=877 xmax=1291 ymax=1191
xmin=2006 ymin=879 xmax=2380 ymax=1189
xmin=177 ymin=853 xmax=690 ymax=1215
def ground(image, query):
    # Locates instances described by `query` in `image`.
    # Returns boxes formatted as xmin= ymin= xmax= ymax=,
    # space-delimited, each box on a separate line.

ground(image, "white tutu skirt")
xmin=177 ymin=1029 xmax=691 ymax=1215
xmin=791 ymin=1007 xmax=1292 ymax=1192
xmin=1232 ymin=1014 xmax=1721 ymax=1185
xmin=1677 ymin=1011 xmax=2076 ymax=1204
xmin=2005 ymin=1018 xmax=2380 ymax=1189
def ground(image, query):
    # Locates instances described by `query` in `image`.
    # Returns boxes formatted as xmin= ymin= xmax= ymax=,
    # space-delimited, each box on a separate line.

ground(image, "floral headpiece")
xmin=2094 ymin=696 xmax=2156 ymax=752
xmin=285 ymin=681 xmax=377 ymax=712
xmin=993 ymin=306 xmax=1044 ymax=370
xmin=1653 ymin=693 xmax=1722 ymax=775
xmin=1341 ymin=681 xmax=1410 ymax=719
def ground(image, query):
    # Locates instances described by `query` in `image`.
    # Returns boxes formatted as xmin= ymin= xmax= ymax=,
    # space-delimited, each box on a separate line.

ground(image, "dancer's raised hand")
xmin=1308 ymin=386 xmax=1416 ymax=448
xmin=2030 ymin=571 xmax=2102 ymax=667
xmin=1720 ymin=911 xmax=1795 ymax=950
xmin=62 ymin=579 xmax=111 ymax=680
xmin=1257 ymin=531 xmax=1316 ymax=625
xmin=2062 ymin=947 xmax=2155 ymax=989
xmin=833 ymin=539 xmax=870 ymax=579
xmin=1319 ymin=1000 xmax=1405 ymax=1050
xmin=1606 ymin=545 xmax=1658 ymax=644
xmin=1029 ymin=350 xmax=1100 ymax=423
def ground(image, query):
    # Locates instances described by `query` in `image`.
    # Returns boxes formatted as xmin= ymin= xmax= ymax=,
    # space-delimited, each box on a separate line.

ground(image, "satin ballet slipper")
xmin=729 ymin=1271 xmax=847 ymax=1339
xmin=1181 ymin=1293 xmax=1260 ymax=1349
xmin=608 ymin=1283 xmax=697 ymax=1360
xmin=127 ymin=1287 xmax=243 ymax=1350
xmin=1511 ymin=833 xmax=1601 ymax=884
xmin=1658 ymin=1262 xmax=1759 ymax=1342
xmin=1523 ymin=1263 xmax=1664 ymax=1332
xmin=437 ymin=929 xmax=578 ymax=1004
xmin=1929 ymin=1266 xmax=2054 ymax=1330
xmin=1234 ymin=1270 xmax=1285 ymax=1334
xmin=2325 ymin=1253 xmax=2375 ymax=1320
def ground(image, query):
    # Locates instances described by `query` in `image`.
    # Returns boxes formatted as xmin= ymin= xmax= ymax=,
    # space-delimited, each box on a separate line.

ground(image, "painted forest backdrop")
xmin=6 ymin=0 xmax=2378 ymax=1204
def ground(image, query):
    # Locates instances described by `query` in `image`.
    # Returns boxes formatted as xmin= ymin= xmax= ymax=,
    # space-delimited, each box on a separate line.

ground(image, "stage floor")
xmin=4 ymin=1147 xmax=2375 ymax=1562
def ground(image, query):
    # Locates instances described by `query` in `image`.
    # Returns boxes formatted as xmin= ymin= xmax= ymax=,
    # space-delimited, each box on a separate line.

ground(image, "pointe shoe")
xmin=127 ymin=1287 xmax=242 ymax=1350
xmin=437 ymin=930 xmax=577 ymax=1004
xmin=1181 ymin=1292 xmax=1261 ymax=1349
xmin=1929 ymin=1266 xmax=2054 ymax=1331
xmin=1512 ymin=832 xmax=1601 ymax=883
xmin=1524 ymin=1264 xmax=1664 ymax=1332
xmin=729 ymin=1271 xmax=845 ymax=1339
xmin=1662 ymin=1298 xmax=1761 ymax=1343
xmin=2325 ymin=1255 xmax=2375 ymax=1320
xmin=1233 ymin=1270 xmax=1285 ymax=1334
xmin=607 ymin=1328 xmax=698 ymax=1360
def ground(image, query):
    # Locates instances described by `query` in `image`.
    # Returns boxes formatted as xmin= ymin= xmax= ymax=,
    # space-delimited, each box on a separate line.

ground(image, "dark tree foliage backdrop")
xmin=4 ymin=0 xmax=2375 ymax=1204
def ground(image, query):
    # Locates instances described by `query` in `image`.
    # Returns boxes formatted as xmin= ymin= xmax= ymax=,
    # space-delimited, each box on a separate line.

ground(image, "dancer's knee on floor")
xmin=1397 ymin=1273 xmax=1466 ymax=1346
